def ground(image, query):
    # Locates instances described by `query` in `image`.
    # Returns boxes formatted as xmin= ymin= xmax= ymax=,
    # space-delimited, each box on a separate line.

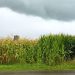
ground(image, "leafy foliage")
xmin=0 ymin=34 xmax=75 ymax=65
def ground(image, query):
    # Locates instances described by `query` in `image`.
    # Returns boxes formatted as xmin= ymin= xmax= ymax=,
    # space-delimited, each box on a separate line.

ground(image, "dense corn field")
xmin=0 ymin=34 xmax=75 ymax=65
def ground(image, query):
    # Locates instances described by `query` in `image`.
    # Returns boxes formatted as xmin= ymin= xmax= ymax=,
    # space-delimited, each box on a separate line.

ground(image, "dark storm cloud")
xmin=0 ymin=0 xmax=75 ymax=21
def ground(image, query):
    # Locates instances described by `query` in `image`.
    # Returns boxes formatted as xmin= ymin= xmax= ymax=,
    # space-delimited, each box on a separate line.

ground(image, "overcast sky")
xmin=0 ymin=0 xmax=75 ymax=39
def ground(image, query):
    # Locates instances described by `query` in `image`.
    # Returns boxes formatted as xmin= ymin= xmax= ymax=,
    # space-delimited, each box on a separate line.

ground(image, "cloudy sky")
xmin=0 ymin=0 xmax=75 ymax=39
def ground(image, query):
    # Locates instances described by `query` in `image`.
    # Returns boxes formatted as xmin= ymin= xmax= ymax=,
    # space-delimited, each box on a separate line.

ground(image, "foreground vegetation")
xmin=0 ymin=60 xmax=75 ymax=71
xmin=0 ymin=34 xmax=75 ymax=68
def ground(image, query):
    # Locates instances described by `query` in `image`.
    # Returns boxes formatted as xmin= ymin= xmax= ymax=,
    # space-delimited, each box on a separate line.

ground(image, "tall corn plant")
xmin=37 ymin=34 xmax=65 ymax=65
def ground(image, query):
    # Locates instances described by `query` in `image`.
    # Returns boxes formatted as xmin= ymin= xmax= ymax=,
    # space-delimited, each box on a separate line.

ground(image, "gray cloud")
xmin=0 ymin=0 xmax=75 ymax=21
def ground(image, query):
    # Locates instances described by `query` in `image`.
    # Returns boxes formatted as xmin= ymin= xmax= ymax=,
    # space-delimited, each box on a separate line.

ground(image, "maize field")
xmin=0 ymin=34 xmax=75 ymax=65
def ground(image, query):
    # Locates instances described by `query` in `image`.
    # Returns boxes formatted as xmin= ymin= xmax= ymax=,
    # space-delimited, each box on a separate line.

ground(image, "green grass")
xmin=0 ymin=60 xmax=75 ymax=71
xmin=0 ymin=64 xmax=50 ymax=71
